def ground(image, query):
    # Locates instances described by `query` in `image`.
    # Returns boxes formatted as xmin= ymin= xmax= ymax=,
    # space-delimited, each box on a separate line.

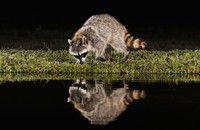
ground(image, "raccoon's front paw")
xmin=107 ymin=58 xmax=113 ymax=62
xmin=121 ymin=60 xmax=126 ymax=64
xmin=95 ymin=57 xmax=106 ymax=62
xmin=93 ymin=59 xmax=102 ymax=64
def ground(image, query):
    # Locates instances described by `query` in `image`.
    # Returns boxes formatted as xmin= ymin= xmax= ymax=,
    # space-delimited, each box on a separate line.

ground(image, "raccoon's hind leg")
xmin=94 ymin=42 xmax=110 ymax=62
xmin=94 ymin=50 xmax=106 ymax=62
xmin=121 ymin=51 xmax=129 ymax=63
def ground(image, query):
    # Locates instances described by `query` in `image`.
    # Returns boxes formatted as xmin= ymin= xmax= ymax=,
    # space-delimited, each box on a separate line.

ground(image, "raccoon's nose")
xmin=79 ymin=60 xmax=84 ymax=65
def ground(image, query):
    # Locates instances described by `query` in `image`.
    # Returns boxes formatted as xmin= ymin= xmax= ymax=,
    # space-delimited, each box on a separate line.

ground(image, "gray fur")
xmin=68 ymin=14 xmax=145 ymax=64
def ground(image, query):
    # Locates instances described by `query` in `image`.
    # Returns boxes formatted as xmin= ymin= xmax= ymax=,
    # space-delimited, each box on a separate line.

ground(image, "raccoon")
xmin=68 ymin=14 xmax=147 ymax=64
xmin=68 ymin=79 xmax=146 ymax=125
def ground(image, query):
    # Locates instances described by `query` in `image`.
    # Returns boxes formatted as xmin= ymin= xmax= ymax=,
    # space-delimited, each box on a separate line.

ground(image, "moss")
xmin=0 ymin=73 xmax=200 ymax=84
xmin=0 ymin=49 xmax=200 ymax=74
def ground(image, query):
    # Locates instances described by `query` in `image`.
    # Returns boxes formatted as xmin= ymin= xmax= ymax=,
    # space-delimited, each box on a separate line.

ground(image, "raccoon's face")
xmin=68 ymin=37 xmax=89 ymax=64
xmin=68 ymin=79 xmax=94 ymax=111
xmin=68 ymin=86 xmax=92 ymax=107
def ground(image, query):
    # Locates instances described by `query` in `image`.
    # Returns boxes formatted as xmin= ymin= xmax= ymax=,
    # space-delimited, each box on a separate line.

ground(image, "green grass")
xmin=0 ymin=49 xmax=200 ymax=74
xmin=0 ymin=73 xmax=200 ymax=84
xmin=0 ymin=28 xmax=200 ymax=83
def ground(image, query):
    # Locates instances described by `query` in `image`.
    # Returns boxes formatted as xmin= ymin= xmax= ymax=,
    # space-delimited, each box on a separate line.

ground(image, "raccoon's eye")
xmin=76 ymin=40 xmax=82 ymax=46
xmin=81 ymin=52 xmax=88 ymax=57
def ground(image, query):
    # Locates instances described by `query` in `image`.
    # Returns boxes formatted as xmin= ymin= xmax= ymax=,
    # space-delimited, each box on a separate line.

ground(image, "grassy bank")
xmin=0 ymin=73 xmax=200 ymax=84
xmin=0 ymin=49 xmax=199 ymax=74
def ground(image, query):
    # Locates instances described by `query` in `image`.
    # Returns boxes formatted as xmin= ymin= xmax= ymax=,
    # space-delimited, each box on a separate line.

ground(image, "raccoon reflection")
xmin=68 ymin=79 xmax=146 ymax=125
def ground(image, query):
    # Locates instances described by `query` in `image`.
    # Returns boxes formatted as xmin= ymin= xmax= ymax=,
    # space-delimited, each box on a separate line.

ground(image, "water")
xmin=0 ymin=79 xmax=200 ymax=129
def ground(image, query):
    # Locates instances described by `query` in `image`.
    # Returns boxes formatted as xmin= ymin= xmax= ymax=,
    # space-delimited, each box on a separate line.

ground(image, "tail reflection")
xmin=68 ymin=79 xmax=146 ymax=125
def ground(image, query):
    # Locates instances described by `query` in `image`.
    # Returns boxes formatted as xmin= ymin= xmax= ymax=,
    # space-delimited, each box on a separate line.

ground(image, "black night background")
xmin=1 ymin=1 xmax=200 ymax=28
xmin=1 ymin=1 xmax=200 ymax=50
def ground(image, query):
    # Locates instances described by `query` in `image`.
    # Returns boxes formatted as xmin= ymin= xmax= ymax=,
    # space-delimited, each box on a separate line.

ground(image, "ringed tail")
xmin=124 ymin=90 xmax=146 ymax=105
xmin=124 ymin=32 xmax=147 ymax=49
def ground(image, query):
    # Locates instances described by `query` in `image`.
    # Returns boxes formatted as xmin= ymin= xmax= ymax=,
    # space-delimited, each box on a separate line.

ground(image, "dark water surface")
xmin=0 ymin=79 xmax=199 ymax=129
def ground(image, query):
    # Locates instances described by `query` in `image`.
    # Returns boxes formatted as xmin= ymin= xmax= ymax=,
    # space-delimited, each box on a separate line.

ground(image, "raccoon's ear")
xmin=67 ymin=97 xmax=71 ymax=102
xmin=82 ymin=36 xmax=88 ymax=45
xmin=68 ymin=39 xmax=72 ymax=46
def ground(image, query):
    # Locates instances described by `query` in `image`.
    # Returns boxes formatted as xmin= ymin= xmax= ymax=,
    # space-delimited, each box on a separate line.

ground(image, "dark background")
xmin=1 ymin=1 xmax=200 ymax=50
xmin=1 ymin=1 xmax=200 ymax=29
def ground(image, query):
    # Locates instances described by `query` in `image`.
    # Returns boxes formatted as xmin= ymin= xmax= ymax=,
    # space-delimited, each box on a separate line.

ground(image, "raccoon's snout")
xmin=73 ymin=54 xmax=83 ymax=64
xmin=79 ymin=52 xmax=88 ymax=64
xmin=79 ymin=59 xmax=84 ymax=65
xmin=73 ymin=52 xmax=88 ymax=64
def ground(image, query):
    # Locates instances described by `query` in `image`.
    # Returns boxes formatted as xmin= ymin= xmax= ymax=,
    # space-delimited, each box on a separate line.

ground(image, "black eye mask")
xmin=80 ymin=52 xmax=88 ymax=57
xmin=73 ymin=52 xmax=88 ymax=58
